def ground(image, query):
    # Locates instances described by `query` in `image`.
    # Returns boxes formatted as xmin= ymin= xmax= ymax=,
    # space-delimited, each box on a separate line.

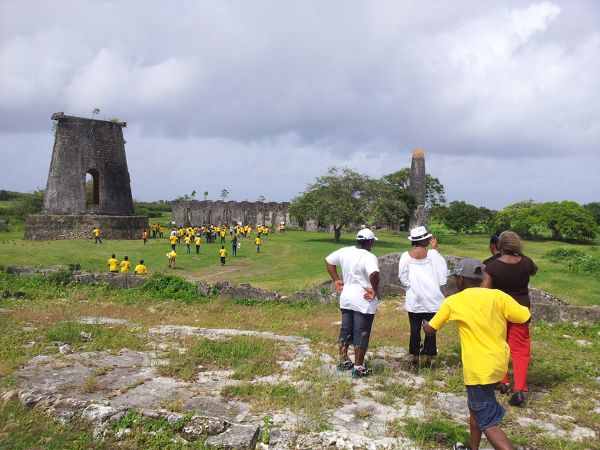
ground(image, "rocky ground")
xmin=5 ymin=316 xmax=598 ymax=449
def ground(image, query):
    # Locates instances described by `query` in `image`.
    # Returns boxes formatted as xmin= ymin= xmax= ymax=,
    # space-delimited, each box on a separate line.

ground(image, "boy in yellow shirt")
xmin=219 ymin=246 xmax=227 ymax=265
xmin=107 ymin=254 xmax=119 ymax=273
xmin=134 ymin=259 xmax=148 ymax=275
xmin=169 ymin=234 xmax=178 ymax=250
xmin=167 ymin=250 xmax=177 ymax=269
xmin=422 ymin=258 xmax=530 ymax=450
xmin=93 ymin=227 xmax=102 ymax=244
xmin=120 ymin=256 xmax=131 ymax=274
xmin=255 ymin=236 xmax=261 ymax=253
xmin=194 ymin=235 xmax=201 ymax=254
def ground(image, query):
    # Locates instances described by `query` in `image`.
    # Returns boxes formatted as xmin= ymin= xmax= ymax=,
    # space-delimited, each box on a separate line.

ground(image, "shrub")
xmin=544 ymin=248 xmax=584 ymax=263
xmin=567 ymin=255 xmax=600 ymax=275
xmin=141 ymin=274 xmax=199 ymax=301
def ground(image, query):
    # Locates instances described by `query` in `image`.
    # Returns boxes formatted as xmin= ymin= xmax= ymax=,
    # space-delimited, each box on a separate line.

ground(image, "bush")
xmin=543 ymin=248 xmax=584 ymax=263
xmin=567 ymin=255 xmax=600 ymax=275
xmin=141 ymin=273 xmax=199 ymax=301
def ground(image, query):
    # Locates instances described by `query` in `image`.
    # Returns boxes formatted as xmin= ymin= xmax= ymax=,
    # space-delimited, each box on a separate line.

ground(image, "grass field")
xmin=1 ymin=226 xmax=599 ymax=304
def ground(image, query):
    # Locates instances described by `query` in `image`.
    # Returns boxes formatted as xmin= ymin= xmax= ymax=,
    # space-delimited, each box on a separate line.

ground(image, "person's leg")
xmin=407 ymin=312 xmax=422 ymax=364
xmin=338 ymin=309 xmax=354 ymax=367
xmin=468 ymin=409 xmax=482 ymax=450
xmin=510 ymin=323 xmax=530 ymax=392
xmin=467 ymin=384 xmax=511 ymax=450
xmin=422 ymin=312 xmax=437 ymax=358
xmin=353 ymin=311 xmax=375 ymax=367
xmin=482 ymin=426 xmax=514 ymax=450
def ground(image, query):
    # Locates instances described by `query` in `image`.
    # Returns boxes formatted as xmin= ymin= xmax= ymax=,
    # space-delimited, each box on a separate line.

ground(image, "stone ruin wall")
xmin=171 ymin=199 xmax=298 ymax=228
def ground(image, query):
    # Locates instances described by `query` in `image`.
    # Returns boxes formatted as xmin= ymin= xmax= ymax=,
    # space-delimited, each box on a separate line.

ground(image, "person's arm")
xmin=325 ymin=261 xmax=344 ymax=293
xmin=424 ymin=301 xmax=451 ymax=335
xmin=398 ymin=253 xmax=410 ymax=287
xmin=422 ymin=320 xmax=437 ymax=336
xmin=364 ymin=271 xmax=380 ymax=300
xmin=481 ymin=271 xmax=494 ymax=288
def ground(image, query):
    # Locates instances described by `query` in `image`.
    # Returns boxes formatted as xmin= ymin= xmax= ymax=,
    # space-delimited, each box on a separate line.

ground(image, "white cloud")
xmin=0 ymin=0 xmax=599 ymax=208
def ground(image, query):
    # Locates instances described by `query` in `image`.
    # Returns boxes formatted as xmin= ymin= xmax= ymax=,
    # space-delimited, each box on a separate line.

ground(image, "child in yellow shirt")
xmin=120 ymin=256 xmax=131 ymax=273
xmin=134 ymin=259 xmax=148 ymax=275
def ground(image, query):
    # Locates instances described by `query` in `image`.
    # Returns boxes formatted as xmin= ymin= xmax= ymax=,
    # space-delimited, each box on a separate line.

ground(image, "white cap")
xmin=356 ymin=228 xmax=378 ymax=241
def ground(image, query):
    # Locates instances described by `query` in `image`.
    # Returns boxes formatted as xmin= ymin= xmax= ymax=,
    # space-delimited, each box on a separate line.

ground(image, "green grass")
xmin=1 ymin=228 xmax=600 ymax=303
xmin=157 ymin=335 xmax=283 ymax=381
xmin=0 ymin=398 xmax=106 ymax=449
xmin=391 ymin=417 xmax=470 ymax=448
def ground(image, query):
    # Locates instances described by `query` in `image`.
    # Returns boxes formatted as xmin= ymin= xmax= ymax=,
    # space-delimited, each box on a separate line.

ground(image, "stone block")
xmin=205 ymin=424 xmax=260 ymax=450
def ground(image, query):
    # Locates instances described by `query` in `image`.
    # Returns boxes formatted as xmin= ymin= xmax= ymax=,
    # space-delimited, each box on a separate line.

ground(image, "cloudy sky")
xmin=1 ymin=0 xmax=599 ymax=209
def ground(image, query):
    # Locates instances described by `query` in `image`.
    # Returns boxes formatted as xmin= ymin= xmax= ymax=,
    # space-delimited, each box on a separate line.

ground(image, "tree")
xmin=382 ymin=168 xmax=446 ymax=207
xmin=584 ymin=202 xmax=600 ymax=226
xmin=495 ymin=200 xmax=538 ymax=238
xmin=534 ymin=201 xmax=597 ymax=240
xmin=191 ymin=190 xmax=196 ymax=198
xmin=289 ymin=167 xmax=370 ymax=242
xmin=8 ymin=189 xmax=45 ymax=219
xmin=203 ymin=191 xmax=209 ymax=200
xmin=364 ymin=180 xmax=409 ymax=229
xmin=220 ymin=189 xmax=229 ymax=201
xmin=257 ymin=195 xmax=266 ymax=203
xmin=438 ymin=201 xmax=480 ymax=234
xmin=496 ymin=200 xmax=597 ymax=241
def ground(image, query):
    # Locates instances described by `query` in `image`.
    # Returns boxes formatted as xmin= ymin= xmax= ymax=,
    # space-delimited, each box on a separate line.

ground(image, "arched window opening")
xmin=85 ymin=169 xmax=100 ymax=206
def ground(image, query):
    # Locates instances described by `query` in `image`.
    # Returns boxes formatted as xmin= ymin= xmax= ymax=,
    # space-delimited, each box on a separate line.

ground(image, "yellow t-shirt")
xmin=194 ymin=237 xmax=201 ymax=245
xmin=168 ymin=250 xmax=177 ymax=259
xmin=134 ymin=264 xmax=147 ymax=275
xmin=120 ymin=260 xmax=131 ymax=273
xmin=429 ymin=288 xmax=530 ymax=385
xmin=219 ymin=248 xmax=227 ymax=257
xmin=108 ymin=258 xmax=118 ymax=272
xmin=169 ymin=235 xmax=178 ymax=245
xmin=184 ymin=236 xmax=191 ymax=244
xmin=93 ymin=228 xmax=100 ymax=237
xmin=255 ymin=237 xmax=261 ymax=245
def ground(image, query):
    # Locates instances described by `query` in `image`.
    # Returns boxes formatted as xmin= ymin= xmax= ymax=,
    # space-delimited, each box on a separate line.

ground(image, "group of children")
xmin=107 ymin=254 xmax=147 ymax=275
xmin=163 ymin=223 xmax=272 ymax=268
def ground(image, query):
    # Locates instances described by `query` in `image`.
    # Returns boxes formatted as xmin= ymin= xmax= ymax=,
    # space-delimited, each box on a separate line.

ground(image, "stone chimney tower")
xmin=25 ymin=113 xmax=147 ymax=240
xmin=408 ymin=148 xmax=429 ymax=229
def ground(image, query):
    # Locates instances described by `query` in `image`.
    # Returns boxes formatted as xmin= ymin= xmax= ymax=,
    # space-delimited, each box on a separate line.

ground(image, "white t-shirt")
xmin=326 ymin=246 xmax=380 ymax=314
xmin=398 ymin=249 xmax=448 ymax=313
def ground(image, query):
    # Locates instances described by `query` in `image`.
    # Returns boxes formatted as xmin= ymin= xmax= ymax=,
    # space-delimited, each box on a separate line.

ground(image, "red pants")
xmin=501 ymin=321 xmax=530 ymax=391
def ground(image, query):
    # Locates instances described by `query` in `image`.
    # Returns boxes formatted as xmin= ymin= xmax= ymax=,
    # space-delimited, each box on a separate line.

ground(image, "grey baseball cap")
xmin=451 ymin=258 xmax=484 ymax=279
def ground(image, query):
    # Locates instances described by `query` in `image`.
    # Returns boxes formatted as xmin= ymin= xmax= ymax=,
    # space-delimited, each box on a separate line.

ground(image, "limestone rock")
xmin=81 ymin=404 xmax=116 ymax=423
xmin=205 ymin=424 xmax=260 ymax=449
xmin=182 ymin=415 xmax=230 ymax=439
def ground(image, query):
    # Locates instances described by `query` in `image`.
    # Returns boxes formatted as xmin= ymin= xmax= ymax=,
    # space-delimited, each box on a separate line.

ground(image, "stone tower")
xmin=408 ymin=148 xmax=429 ymax=229
xmin=25 ymin=113 xmax=147 ymax=240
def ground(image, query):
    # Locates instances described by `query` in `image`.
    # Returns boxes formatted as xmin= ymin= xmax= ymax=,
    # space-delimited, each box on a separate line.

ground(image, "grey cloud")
xmin=0 ymin=0 xmax=599 ymax=208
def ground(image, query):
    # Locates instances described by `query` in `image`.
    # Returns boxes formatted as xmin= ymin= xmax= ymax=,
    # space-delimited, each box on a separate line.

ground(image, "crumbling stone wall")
xmin=172 ymin=199 xmax=294 ymax=227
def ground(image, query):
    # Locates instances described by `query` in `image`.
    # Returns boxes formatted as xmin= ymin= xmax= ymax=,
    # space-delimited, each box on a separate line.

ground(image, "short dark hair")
xmin=124 ymin=256 xmax=128 ymax=260
xmin=140 ymin=259 xmax=144 ymax=264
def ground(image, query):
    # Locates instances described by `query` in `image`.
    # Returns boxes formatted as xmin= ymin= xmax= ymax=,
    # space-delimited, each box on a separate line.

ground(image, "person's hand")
xmin=363 ymin=288 xmax=377 ymax=301
xmin=334 ymin=279 xmax=344 ymax=293
xmin=430 ymin=236 xmax=439 ymax=250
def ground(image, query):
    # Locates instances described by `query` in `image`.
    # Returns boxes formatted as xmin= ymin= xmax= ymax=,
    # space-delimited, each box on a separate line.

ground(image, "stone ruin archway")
xmin=85 ymin=169 xmax=100 ymax=209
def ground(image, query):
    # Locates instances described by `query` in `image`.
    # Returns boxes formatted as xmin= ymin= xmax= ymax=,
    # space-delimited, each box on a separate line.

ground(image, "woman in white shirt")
xmin=398 ymin=226 xmax=448 ymax=367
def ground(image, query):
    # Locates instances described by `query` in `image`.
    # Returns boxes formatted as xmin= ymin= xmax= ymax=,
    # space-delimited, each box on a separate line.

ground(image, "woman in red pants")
xmin=481 ymin=230 xmax=537 ymax=406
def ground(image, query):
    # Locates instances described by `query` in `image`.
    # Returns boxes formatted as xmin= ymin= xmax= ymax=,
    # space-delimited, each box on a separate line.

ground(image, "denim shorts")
xmin=466 ymin=383 xmax=505 ymax=431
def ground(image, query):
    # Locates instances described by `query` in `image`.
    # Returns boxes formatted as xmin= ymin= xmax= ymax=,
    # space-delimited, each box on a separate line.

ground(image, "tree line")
xmin=289 ymin=167 xmax=600 ymax=242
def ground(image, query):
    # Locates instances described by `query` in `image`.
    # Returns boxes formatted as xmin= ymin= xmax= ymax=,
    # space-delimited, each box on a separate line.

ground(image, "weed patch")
xmin=0 ymin=398 xmax=105 ymax=449
xmin=157 ymin=335 xmax=283 ymax=381
xmin=395 ymin=417 xmax=469 ymax=448
xmin=141 ymin=274 xmax=201 ymax=302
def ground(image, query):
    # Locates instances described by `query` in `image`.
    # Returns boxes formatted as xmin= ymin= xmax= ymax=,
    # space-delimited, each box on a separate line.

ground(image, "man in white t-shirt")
xmin=325 ymin=228 xmax=380 ymax=379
